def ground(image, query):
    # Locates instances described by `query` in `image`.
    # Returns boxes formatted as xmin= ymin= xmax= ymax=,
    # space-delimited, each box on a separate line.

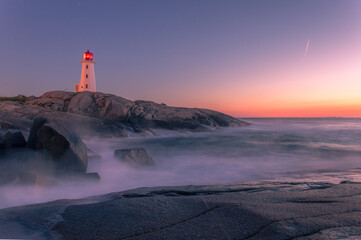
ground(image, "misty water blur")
xmin=1 ymin=118 xmax=361 ymax=209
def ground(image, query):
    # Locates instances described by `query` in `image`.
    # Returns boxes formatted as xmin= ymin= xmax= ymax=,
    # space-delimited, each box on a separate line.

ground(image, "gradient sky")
xmin=1 ymin=0 xmax=361 ymax=117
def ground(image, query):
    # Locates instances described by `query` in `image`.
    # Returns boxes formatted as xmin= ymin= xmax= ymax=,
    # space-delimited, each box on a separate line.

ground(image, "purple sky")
xmin=1 ymin=0 xmax=361 ymax=116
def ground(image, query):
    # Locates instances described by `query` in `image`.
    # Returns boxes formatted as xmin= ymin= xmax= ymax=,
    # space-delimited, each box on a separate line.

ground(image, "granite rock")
xmin=0 ymin=91 xmax=249 ymax=137
xmin=27 ymin=117 xmax=88 ymax=173
xmin=114 ymin=148 xmax=154 ymax=167
xmin=0 ymin=181 xmax=360 ymax=239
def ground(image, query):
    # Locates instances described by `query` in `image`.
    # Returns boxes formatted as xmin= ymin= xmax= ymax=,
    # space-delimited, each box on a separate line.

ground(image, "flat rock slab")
xmin=1 ymin=181 xmax=361 ymax=239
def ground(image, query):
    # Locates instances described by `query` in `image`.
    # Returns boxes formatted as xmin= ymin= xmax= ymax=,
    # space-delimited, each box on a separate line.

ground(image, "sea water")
xmin=87 ymin=118 xmax=361 ymax=187
xmin=2 ymin=118 xmax=361 ymax=208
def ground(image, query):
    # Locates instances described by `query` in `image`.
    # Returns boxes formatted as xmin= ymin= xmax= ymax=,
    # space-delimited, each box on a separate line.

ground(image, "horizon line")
xmin=236 ymin=116 xmax=361 ymax=119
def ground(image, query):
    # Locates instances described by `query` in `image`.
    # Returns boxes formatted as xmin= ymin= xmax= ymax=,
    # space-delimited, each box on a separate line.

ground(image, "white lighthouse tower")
xmin=75 ymin=50 xmax=96 ymax=92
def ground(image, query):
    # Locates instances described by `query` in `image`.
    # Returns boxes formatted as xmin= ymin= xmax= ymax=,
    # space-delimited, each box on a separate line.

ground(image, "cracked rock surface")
xmin=1 ymin=181 xmax=361 ymax=239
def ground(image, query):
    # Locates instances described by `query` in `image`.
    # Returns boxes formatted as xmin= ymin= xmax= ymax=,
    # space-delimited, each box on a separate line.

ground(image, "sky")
xmin=1 ymin=0 xmax=361 ymax=117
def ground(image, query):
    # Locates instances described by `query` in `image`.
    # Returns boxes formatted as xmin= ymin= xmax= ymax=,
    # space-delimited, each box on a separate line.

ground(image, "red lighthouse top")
xmin=83 ymin=50 xmax=93 ymax=61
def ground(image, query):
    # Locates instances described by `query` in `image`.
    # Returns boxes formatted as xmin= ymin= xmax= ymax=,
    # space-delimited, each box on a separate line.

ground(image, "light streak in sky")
xmin=304 ymin=39 xmax=310 ymax=57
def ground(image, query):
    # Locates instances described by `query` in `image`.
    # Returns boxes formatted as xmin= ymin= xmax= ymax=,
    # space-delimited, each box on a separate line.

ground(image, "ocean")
xmin=87 ymin=117 xmax=361 ymax=187
xmin=2 ymin=118 xmax=361 ymax=208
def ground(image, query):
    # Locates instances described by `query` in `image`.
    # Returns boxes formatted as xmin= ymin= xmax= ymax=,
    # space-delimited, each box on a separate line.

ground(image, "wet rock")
xmin=84 ymin=172 xmax=101 ymax=182
xmin=4 ymin=131 xmax=26 ymax=148
xmin=114 ymin=148 xmax=154 ymax=167
xmin=0 ymin=133 xmax=5 ymax=149
xmin=27 ymin=117 xmax=88 ymax=173
xmin=26 ymin=117 xmax=48 ymax=149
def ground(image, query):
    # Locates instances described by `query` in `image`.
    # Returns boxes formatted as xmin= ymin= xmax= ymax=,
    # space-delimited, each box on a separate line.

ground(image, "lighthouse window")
xmin=86 ymin=65 xmax=88 ymax=69
xmin=86 ymin=74 xmax=88 ymax=78
xmin=86 ymin=84 xmax=88 ymax=89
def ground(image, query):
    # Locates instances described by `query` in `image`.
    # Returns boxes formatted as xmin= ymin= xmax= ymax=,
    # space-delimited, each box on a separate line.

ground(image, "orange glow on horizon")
xmin=161 ymin=40 xmax=361 ymax=118
xmin=222 ymin=103 xmax=361 ymax=118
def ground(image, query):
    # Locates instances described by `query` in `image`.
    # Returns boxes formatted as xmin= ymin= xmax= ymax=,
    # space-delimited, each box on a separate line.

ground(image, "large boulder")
xmin=0 ymin=131 xmax=26 ymax=149
xmin=96 ymin=94 xmax=134 ymax=121
xmin=67 ymin=92 xmax=134 ymax=121
xmin=27 ymin=117 xmax=88 ymax=173
xmin=4 ymin=131 xmax=27 ymax=148
xmin=127 ymin=100 xmax=247 ymax=129
xmin=0 ymin=133 xmax=4 ymax=149
xmin=114 ymin=148 xmax=154 ymax=167
xmin=67 ymin=92 xmax=95 ymax=113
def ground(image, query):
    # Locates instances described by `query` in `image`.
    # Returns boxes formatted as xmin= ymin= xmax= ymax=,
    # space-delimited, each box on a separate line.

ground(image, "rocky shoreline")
xmin=0 ymin=180 xmax=361 ymax=239
xmin=0 ymin=91 xmax=248 ymax=188
xmin=0 ymin=91 xmax=248 ymax=137
xmin=2 ymin=92 xmax=359 ymax=240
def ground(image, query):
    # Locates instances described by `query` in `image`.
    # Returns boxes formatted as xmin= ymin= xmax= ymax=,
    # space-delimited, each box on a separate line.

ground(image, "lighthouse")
xmin=75 ymin=50 xmax=96 ymax=93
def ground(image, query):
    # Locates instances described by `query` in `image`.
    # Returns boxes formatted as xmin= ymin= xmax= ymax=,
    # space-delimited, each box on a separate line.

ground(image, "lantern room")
xmin=83 ymin=50 xmax=94 ymax=61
